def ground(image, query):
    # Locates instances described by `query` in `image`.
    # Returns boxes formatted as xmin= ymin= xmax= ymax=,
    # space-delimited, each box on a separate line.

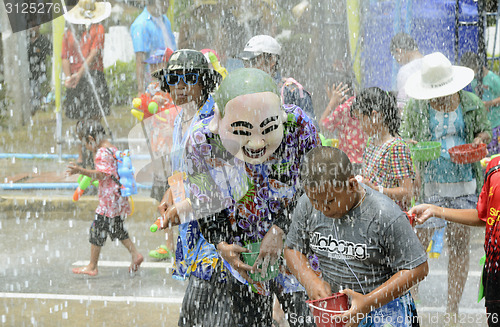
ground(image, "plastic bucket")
xmin=410 ymin=141 xmax=441 ymax=162
xmin=241 ymin=242 xmax=280 ymax=282
xmin=306 ymin=293 xmax=350 ymax=327
xmin=448 ymin=143 xmax=488 ymax=164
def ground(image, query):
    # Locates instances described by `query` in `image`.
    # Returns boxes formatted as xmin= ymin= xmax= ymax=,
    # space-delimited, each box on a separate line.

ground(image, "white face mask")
xmin=213 ymin=92 xmax=286 ymax=164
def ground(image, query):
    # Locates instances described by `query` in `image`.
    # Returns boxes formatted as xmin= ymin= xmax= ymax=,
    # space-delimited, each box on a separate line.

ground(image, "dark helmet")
xmin=152 ymin=49 xmax=221 ymax=95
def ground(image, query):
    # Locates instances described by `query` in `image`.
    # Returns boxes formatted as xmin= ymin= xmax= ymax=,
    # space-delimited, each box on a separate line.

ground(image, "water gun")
xmin=481 ymin=154 xmax=500 ymax=168
xmin=150 ymin=216 xmax=163 ymax=232
xmin=131 ymin=93 xmax=170 ymax=122
xmin=72 ymin=174 xmax=98 ymax=202
xmin=207 ymin=52 xmax=228 ymax=79
xmin=114 ymin=150 xmax=138 ymax=197
xmin=426 ymin=226 xmax=445 ymax=258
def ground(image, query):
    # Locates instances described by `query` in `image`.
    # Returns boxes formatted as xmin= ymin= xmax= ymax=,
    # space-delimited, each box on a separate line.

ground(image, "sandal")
xmin=72 ymin=266 xmax=98 ymax=276
xmin=148 ymin=245 xmax=174 ymax=260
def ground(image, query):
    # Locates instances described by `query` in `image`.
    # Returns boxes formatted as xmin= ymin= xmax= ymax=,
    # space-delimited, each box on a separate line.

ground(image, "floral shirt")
xmin=95 ymin=146 xmax=131 ymax=217
xmin=185 ymin=105 xmax=319 ymax=294
xmin=362 ymin=137 xmax=415 ymax=211
xmin=171 ymin=97 xmax=219 ymax=281
xmin=321 ymin=97 xmax=367 ymax=164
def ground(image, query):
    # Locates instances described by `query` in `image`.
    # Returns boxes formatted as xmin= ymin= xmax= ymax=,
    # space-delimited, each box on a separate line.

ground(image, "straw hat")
xmin=64 ymin=0 xmax=111 ymax=25
xmin=405 ymin=52 xmax=474 ymax=100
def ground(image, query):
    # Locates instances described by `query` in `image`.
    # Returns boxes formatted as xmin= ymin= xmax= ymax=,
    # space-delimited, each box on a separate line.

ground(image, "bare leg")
xmin=445 ymin=221 xmax=470 ymax=315
xmin=72 ymin=244 xmax=100 ymax=276
xmin=165 ymin=227 xmax=175 ymax=251
xmin=121 ymin=238 xmax=143 ymax=272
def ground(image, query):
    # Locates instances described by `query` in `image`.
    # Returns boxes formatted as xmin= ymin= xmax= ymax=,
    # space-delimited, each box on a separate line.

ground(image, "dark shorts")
xmin=64 ymin=70 xmax=110 ymax=120
xmin=89 ymin=214 xmax=129 ymax=246
xmin=228 ymin=274 xmax=315 ymax=327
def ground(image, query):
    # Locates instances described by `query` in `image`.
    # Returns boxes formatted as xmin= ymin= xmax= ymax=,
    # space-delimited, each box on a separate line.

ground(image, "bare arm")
xmin=320 ymin=83 xmax=349 ymax=123
xmin=65 ymin=48 xmax=100 ymax=88
xmin=75 ymin=48 xmax=99 ymax=79
xmin=135 ymin=52 xmax=146 ymax=94
xmin=66 ymin=162 xmax=107 ymax=181
xmin=410 ymin=204 xmax=485 ymax=227
xmin=365 ymin=177 xmax=414 ymax=204
xmin=62 ymin=58 xmax=71 ymax=79
xmin=62 ymin=58 xmax=73 ymax=88
xmin=284 ymin=247 xmax=331 ymax=300
xmin=484 ymin=97 xmax=500 ymax=109
xmin=473 ymin=132 xmax=491 ymax=145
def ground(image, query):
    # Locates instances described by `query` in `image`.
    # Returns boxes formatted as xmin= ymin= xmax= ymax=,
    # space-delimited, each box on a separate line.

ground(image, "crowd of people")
xmin=52 ymin=0 xmax=500 ymax=326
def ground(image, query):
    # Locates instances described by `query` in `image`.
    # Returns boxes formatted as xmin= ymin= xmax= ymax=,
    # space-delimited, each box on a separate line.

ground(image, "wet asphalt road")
xmin=0 ymin=190 xmax=490 ymax=327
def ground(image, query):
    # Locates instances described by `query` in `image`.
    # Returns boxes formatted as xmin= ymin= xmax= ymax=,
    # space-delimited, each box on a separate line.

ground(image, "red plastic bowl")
xmin=448 ymin=143 xmax=487 ymax=164
xmin=306 ymin=293 xmax=350 ymax=327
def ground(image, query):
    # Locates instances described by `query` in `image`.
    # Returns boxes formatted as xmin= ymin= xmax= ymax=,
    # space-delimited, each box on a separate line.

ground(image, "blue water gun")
xmin=115 ymin=150 xmax=138 ymax=197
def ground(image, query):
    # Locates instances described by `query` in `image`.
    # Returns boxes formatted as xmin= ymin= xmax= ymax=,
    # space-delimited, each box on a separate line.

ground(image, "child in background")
xmin=319 ymin=80 xmax=367 ymax=165
xmin=461 ymin=51 xmax=500 ymax=155
xmin=352 ymin=87 xmax=415 ymax=211
xmin=67 ymin=121 xmax=143 ymax=276
xmin=410 ymin=154 xmax=500 ymax=327
xmin=284 ymin=146 xmax=428 ymax=326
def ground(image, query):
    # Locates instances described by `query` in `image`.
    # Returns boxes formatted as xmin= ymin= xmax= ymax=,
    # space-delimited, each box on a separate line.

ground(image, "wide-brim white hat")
xmin=64 ymin=0 xmax=111 ymax=25
xmin=405 ymin=52 xmax=474 ymax=100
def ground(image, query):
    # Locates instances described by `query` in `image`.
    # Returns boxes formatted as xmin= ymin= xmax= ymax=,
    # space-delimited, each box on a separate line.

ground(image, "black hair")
xmin=460 ymin=51 xmax=481 ymax=72
xmin=160 ymin=68 xmax=221 ymax=104
xmin=351 ymin=87 xmax=401 ymax=137
xmin=78 ymin=120 xmax=106 ymax=144
xmin=300 ymin=146 xmax=353 ymax=190
xmin=390 ymin=33 xmax=418 ymax=53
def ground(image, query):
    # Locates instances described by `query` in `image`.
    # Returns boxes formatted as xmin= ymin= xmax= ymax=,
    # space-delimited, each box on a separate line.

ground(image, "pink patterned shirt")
xmin=95 ymin=147 xmax=131 ymax=218
xmin=321 ymin=97 xmax=367 ymax=163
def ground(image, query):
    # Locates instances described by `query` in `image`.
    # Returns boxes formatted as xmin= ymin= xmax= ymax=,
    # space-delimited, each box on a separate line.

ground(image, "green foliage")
xmin=104 ymin=60 xmax=137 ymax=105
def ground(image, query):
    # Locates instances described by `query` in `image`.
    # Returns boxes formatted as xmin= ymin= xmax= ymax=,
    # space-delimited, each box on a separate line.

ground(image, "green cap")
xmin=214 ymin=68 xmax=279 ymax=117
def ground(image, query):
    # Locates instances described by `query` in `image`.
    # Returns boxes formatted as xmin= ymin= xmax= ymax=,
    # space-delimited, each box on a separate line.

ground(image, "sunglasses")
xmin=165 ymin=73 xmax=199 ymax=86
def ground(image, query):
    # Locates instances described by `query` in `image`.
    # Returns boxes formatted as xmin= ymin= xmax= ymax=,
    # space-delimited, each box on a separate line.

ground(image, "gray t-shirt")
xmin=285 ymin=187 xmax=427 ymax=294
